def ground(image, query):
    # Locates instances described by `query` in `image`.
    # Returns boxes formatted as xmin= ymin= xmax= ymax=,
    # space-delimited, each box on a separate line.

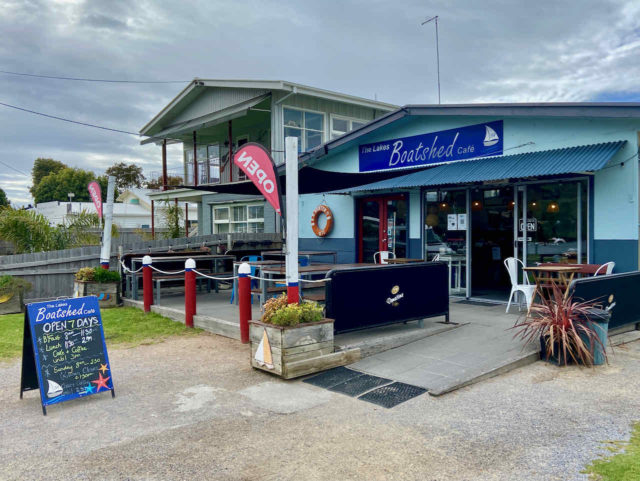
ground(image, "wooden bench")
xmin=302 ymin=292 xmax=326 ymax=302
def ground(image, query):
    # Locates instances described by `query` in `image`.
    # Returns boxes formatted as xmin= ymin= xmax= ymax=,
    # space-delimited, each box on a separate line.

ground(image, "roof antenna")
xmin=421 ymin=15 xmax=441 ymax=104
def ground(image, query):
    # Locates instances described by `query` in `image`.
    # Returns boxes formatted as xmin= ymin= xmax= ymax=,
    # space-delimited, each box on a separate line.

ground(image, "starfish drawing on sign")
xmin=99 ymin=363 xmax=109 ymax=374
xmin=91 ymin=373 xmax=110 ymax=392
xmin=41 ymin=353 xmax=47 ymax=361
xmin=84 ymin=383 xmax=95 ymax=394
xmin=44 ymin=368 xmax=50 ymax=377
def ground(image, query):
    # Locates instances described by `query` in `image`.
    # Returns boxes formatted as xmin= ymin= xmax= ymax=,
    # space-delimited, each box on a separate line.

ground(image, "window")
xmin=208 ymin=144 xmax=220 ymax=184
xmin=283 ymin=107 xmax=324 ymax=152
xmin=211 ymin=203 xmax=264 ymax=234
xmin=330 ymin=115 xmax=368 ymax=139
xmin=236 ymin=137 xmax=248 ymax=181
xmin=185 ymin=144 xmax=218 ymax=185
xmin=129 ymin=198 xmax=139 ymax=205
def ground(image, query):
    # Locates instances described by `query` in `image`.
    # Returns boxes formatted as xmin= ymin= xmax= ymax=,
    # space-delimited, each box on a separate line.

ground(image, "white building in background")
xmin=34 ymin=189 xmax=198 ymax=229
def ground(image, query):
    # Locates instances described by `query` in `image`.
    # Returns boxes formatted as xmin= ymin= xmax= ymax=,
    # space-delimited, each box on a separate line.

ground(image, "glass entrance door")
xmin=358 ymin=195 xmax=407 ymax=262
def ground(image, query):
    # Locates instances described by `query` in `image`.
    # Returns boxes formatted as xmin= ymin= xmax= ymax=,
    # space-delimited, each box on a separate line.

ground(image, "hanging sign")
xmin=519 ymin=217 xmax=538 ymax=232
xmin=87 ymin=181 xmax=103 ymax=219
xmin=20 ymin=297 xmax=115 ymax=415
xmin=358 ymin=120 xmax=503 ymax=172
xmin=234 ymin=143 xmax=282 ymax=215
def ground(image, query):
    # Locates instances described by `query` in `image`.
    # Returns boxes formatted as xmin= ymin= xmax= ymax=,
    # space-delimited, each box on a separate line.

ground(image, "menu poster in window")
xmin=447 ymin=214 xmax=458 ymax=230
xmin=20 ymin=297 xmax=114 ymax=415
xmin=457 ymin=214 xmax=467 ymax=230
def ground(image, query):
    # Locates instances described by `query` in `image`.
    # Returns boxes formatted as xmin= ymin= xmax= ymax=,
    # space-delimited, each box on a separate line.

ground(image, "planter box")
xmin=0 ymin=292 xmax=23 ymax=315
xmin=250 ymin=319 xmax=335 ymax=379
xmin=73 ymin=281 xmax=119 ymax=308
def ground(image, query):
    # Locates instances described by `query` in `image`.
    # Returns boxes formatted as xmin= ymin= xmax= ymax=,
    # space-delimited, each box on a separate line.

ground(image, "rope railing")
xmin=149 ymin=265 xmax=186 ymax=275
xmin=192 ymin=269 xmax=238 ymax=281
xmin=247 ymin=274 xmax=329 ymax=284
xmin=119 ymin=260 xmax=143 ymax=273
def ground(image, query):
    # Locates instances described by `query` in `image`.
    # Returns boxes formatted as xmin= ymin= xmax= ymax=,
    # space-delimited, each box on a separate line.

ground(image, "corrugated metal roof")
xmin=337 ymin=141 xmax=626 ymax=193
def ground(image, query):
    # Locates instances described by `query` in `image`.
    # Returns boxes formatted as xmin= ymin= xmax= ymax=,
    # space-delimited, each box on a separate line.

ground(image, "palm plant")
xmin=513 ymin=284 xmax=608 ymax=366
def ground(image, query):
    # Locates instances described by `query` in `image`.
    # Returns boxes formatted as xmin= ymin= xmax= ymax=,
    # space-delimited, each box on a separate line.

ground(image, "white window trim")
xmin=330 ymin=114 xmax=368 ymax=139
xmin=211 ymin=202 xmax=265 ymax=234
xmin=282 ymin=106 xmax=327 ymax=151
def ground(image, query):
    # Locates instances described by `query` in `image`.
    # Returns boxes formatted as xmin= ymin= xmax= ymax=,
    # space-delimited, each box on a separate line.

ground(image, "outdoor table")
xmin=385 ymin=258 xmax=425 ymax=264
xmin=258 ymin=263 xmax=376 ymax=304
xmin=536 ymin=263 xmax=603 ymax=277
xmin=523 ymin=265 xmax=582 ymax=303
xmin=129 ymin=254 xmax=234 ymax=299
xmin=438 ymin=253 xmax=466 ymax=295
xmin=260 ymin=250 xmax=338 ymax=264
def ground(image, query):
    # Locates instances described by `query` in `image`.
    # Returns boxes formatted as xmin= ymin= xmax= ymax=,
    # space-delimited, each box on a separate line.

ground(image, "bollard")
xmin=142 ymin=255 xmax=153 ymax=313
xmin=184 ymin=258 xmax=196 ymax=328
xmin=238 ymin=262 xmax=251 ymax=344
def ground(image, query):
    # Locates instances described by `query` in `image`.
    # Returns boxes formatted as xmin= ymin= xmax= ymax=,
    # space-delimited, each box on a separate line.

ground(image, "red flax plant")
xmin=512 ymin=284 xmax=608 ymax=367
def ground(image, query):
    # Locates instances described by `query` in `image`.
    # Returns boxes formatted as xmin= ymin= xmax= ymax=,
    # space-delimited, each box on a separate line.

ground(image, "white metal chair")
xmin=373 ymin=251 xmax=395 ymax=264
xmin=594 ymin=261 xmax=615 ymax=276
xmin=431 ymin=254 xmax=440 ymax=261
xmin=504 ymin=257 xmax=536 ymax=313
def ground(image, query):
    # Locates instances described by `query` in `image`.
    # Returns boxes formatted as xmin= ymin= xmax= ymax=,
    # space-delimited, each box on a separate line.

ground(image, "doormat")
xmin=358 ymin=382 xmax=427 ymax=408
xmin=329 ymin=374 xmax=392 ymax=397
xmin=456 ymin=300 xmax=501 ymax=307
xmin=302 ymin=366 xmax=362 ymax=389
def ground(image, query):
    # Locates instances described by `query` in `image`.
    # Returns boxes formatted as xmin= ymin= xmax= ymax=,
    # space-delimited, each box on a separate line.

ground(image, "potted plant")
xmin=0 ymin=275 xmax=32 ymax=315
xmin=513 ymin=284 xmax=609 ymax=366
xmin=250 ymin=294 xmax=335 ymax=378
xmin=73 ymin=267 xmax=121 ymax=308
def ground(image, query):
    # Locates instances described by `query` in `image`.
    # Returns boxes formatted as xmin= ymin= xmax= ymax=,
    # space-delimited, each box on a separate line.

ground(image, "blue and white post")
xmin=285 ymin=136 xmax=299 ymax=304
xmin=99 ymin=175 xmax=115 ymax=269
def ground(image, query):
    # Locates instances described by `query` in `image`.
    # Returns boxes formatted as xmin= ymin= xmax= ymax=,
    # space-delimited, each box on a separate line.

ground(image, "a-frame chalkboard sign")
xmin=20 ymin=296 xmax=115 ymax=415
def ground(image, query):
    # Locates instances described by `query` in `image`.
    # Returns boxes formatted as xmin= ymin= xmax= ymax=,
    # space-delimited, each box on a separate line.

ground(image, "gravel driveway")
xmin=1 ymin=331 xmax=639 ymax=481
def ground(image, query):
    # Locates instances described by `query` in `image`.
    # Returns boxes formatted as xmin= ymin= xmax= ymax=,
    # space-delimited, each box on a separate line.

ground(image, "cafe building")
xmin=297 ymin=103 xmax=640 ymax=302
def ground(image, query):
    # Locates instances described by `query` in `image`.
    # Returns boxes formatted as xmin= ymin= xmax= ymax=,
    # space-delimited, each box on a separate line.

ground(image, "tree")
xmin=105 ymin=162 xmax=145 ymax=191
xmin=0 ymin=188 xmax=9 ymax=207
xmin=160 ymin=200 xmax=184 ymax=239
xmin=30 ymin=158 xmax=67 ymax=197
xmin=33 ymin=167 xmax=96 ymax=204
xmin=145 ymin=175 xmax=183 ymax=190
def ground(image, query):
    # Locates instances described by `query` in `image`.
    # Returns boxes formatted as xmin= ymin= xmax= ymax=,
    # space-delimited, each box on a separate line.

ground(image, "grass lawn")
xmin=0 ymin=307 xmax=202 ymax=361
xmin=585 ymin=423 xmax=640 ymax=480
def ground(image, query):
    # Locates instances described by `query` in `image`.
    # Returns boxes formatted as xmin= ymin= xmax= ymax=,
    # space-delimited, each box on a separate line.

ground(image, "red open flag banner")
xmin=233 ymin=143 xmax=282 ymax=215
xmin=87 ymin=181 xmax=103 ymax=219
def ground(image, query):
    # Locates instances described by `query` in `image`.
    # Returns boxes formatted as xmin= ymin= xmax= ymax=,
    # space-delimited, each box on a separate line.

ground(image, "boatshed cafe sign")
xmin=358 ymin=120 xmax=503 ymax=172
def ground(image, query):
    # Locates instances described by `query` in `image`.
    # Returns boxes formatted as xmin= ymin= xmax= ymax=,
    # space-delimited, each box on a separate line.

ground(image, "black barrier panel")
xmin=570 ymin=271 xmax=640 ymax=330
xmin=325 ymin=262 xmax=449 ymax=333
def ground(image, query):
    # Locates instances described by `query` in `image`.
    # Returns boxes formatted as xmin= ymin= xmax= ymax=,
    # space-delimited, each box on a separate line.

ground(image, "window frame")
xmin=210 ymin=202 xmax=265 ymax=234
xmin=282 ymin=106 xmax=326 ymax=152
xmin=330 ymin=114 xmax=369 ymax=140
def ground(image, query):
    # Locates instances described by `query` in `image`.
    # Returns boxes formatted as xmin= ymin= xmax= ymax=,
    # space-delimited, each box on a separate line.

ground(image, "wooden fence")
xmin=0 ymin=233 xmax=282 ymax=301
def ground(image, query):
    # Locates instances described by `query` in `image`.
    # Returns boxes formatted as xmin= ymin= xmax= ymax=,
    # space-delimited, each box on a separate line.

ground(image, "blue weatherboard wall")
xmin=308 ymin=115 xmax=640 ymax=271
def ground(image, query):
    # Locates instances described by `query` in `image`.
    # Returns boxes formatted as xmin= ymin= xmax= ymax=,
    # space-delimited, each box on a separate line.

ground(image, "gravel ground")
xmin=1 ymin=331 xmax=639 ymax=481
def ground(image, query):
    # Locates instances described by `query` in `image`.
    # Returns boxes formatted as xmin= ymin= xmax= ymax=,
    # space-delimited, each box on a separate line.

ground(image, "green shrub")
xmin=92 ymin=268 xmax=120 ymax=283
xmin=262 ymin=294 xmax=324 ymax=327
xmin=75 ymin=267 xmax=120 ymax=283
xmin=0 ymin=275 xmax=32 ymax=295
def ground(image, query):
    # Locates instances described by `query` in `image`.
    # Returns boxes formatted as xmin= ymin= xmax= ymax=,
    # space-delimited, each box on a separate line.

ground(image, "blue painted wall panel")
xmin=299 ymin=237 xmax=356 ymax=264
xmin=593 ymin=240 xmax=638 ymax=273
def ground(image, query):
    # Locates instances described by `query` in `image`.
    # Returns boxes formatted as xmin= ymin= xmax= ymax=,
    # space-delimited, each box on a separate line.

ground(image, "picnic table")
xmin=127 ymin=254 xmax=235 ymax=300
xmin=523 ymin=265 xmax=583 ymax=302
xmin=260 ymin=250 xmax=338 ymax=264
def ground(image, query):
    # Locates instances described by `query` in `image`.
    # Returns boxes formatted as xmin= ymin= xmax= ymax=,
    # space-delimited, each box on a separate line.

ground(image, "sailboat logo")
xmin=254 ymin=329 xmax=274 ymax=370
xmin=483 ymin=125 xmax=500 ymax=147
xmin=47 ymin=380 xmax=63 ymax=398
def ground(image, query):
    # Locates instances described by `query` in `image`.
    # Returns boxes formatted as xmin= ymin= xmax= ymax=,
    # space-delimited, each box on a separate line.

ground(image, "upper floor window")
xmin=330 ymin=115 xmax=368 ymax=139
xmin=283 ymin=107 xmax=324 ymax=152
xmin=185 ymin=144 xmax=220 ymax=185
xmin=211 ymin=203 xmax=265 ymax=234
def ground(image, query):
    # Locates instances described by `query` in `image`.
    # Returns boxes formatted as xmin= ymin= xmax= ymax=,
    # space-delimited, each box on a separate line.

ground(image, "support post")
xmin=193 ymin=131 xmax=198 ymax=187
xmin=142 ymin=255 xmax=153 ymax=312
xmin=238 ymin=262 xmax=251 ymax=343
xmin=185 ymin=202 xmax=189 ymax=238
xmin=285 ymin=136 xmax=299 ymax=304
xmin=184 ymin=258 xmax=196 ymax=328
xmin=174 ymin=197 xmax=179 ymax=236
xmin=162 ymin=139 xmax=168 ymax=191
xmin=228 ymin=120 xmax=233 ymax=182
xmin=151 ymin=200 xmax=155 ymax=240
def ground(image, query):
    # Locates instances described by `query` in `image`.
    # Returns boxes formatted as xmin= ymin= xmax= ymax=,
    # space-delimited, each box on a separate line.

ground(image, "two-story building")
xmin=140 ymin=79 xmax=397 ymax=235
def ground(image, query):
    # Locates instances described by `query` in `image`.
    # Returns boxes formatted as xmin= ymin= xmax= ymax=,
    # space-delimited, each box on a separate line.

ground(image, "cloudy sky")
xmin=1 ymin=0 xmax=639 ymax=205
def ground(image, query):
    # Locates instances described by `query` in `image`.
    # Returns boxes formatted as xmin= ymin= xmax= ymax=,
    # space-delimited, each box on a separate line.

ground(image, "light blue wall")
xmin=299 ymin=193 xmax=354 ymax=239
xmin=311 ymin=116 xmax=640 ymax=245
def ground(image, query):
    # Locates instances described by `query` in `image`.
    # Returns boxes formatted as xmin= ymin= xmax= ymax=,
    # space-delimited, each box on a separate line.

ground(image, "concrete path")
xmin=350 ymin=301 xmax=539 ymax=395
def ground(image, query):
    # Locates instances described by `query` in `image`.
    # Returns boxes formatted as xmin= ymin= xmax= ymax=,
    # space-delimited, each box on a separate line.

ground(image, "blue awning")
xmin=333 ymin=140 xmax=626 ymax=193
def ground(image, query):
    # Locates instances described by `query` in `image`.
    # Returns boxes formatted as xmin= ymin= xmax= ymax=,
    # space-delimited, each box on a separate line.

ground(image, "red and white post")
xmin=238 ymin=262 xmax=251 ymax=343
xmin=142 ymin=255 xmax=153 ymax=312
xmin=184 ymin=258 xmax=196 ymax=328
xmin=285 ymin=136 xmax=299 ymax=304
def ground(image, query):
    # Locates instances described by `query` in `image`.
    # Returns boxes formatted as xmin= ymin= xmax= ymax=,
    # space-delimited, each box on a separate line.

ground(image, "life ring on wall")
xmin=311 ymin=205 xmax=334 ymax=237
